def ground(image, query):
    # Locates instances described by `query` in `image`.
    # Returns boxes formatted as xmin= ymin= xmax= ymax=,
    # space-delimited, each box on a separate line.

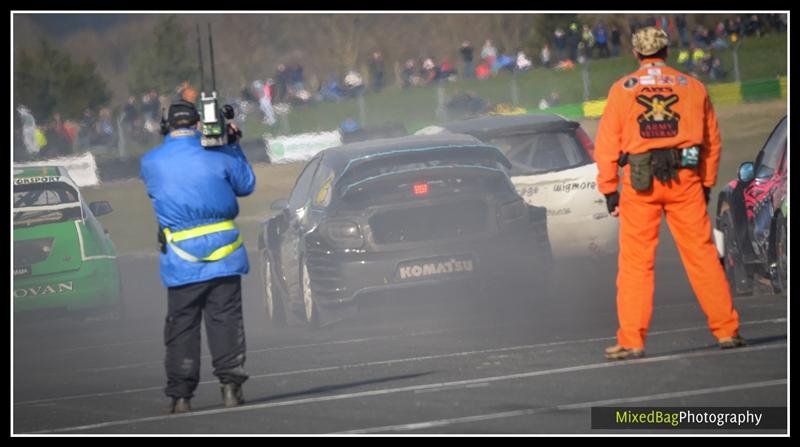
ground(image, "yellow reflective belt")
xmin=165 ymin=220 xmax=237 ymax=242
xmin=163 ymin=220 xmax=242 ymax=262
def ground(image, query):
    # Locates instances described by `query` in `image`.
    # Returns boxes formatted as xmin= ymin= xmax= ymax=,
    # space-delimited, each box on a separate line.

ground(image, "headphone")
xmin=160 ymin=100 xmax=200 ymax=135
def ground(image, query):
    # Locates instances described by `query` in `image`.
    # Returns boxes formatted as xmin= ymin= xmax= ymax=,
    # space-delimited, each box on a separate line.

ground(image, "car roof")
xmin=439 ymin=114 xmax=579 ymax=138
xmin=319 ymin=134 xmax=511 ymax=179
xmin=13 ymin=165 xmax=79 ymax=190
xmin=14 ymin=166 xmax=65 ymax=178
xmin=323 ymin=133 xmax=488 ymax=160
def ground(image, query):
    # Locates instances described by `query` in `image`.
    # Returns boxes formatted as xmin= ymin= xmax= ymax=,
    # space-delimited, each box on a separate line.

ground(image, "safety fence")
xmin=16 ymin=77 xmax=786 ymax=182
xmin=466 ymin=77 xmax=787 ymax=123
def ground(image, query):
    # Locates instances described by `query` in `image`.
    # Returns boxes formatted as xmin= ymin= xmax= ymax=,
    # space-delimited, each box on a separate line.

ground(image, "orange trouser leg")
xmin=663 ymin=172 xmax=740 ymax=340
xmin=616 ymin=183 xmax=664 ymax=349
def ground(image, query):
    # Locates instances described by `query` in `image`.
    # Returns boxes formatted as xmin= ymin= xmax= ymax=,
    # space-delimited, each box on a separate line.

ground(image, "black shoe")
xmin=170 ymin=397 xmax=192 ymax=414
xmin=719 ymin=334 xmax=746 ymax=349
xmin=221 ymin=383 xmax=245 ymax=407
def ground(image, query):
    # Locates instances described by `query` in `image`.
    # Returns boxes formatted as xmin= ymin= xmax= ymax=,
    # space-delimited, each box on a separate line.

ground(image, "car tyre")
xmin=261 ymin=250 xmax=287 ymax=327
xmin=719 ymin=205 xmax=753 ymax=296
xmin=299 ymin=258 xmax=320 ymax=329
xmin=772 ymin=214 xmax=787 ymax=294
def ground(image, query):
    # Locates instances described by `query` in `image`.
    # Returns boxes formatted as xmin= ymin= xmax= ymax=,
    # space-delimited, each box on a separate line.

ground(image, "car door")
xmin=500 ymin=129 xmax=618 ymax=260
xmin=278 ymin=156 xmax=321 ymax=311
xmin=745 ymin=117 xmax=787 ymax=258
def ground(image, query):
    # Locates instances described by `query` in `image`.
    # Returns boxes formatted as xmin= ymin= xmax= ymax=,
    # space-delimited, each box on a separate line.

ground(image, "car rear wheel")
xmin=719 ymin=206 xmax=753 ymax=296
xmin=261 ymin=250 xmax=286 ymax=326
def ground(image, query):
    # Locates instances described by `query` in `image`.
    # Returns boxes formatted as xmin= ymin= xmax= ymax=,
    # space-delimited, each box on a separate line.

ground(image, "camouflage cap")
xmin=632 ymin=26 xmax=669 ymax=56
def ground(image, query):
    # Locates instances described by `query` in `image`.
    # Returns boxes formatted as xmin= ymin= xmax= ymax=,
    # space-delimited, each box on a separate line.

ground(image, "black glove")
xmin=605 ymin=192 xmax=620 ymax=214
xmin=226 ymin=123 xmax=242 ymax=145
xmin=221 ymin=104 xmax=235 ymax=120
xmin=703 ymin=187 xmax=711 ymax=204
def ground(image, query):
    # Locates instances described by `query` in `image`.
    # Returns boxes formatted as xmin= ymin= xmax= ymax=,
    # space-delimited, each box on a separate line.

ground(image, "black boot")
xmin=719 ymin=334 xmax=746 ymax=349
xmin=170 ymin=397 xmax=192 ymax=414
xmin=221 ymin=383 xmax=245 ymax=407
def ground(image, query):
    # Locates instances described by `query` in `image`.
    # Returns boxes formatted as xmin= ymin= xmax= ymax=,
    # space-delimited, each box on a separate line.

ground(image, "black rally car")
xmin=258 ymin=134 xmax=553 ymax=326
xmin=715 ymin=116 xmax=787 ymax=295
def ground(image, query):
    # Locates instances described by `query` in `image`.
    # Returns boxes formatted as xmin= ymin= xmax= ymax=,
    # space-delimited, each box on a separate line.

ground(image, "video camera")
xmin=197 ymin=23 xmax=236 ymax=148
xmin=199 ymin=92 xmax=235 ymax=147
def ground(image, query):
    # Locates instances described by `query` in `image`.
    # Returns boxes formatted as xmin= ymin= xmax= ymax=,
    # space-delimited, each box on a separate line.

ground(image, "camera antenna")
xmin=196 ymin=24 xmax=205 ymax=94
xmin=208 ymin=22 xmax=216 ymax=94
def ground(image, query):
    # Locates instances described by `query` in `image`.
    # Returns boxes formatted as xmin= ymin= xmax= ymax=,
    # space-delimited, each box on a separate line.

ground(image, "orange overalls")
xmin=594 ymin=58 xmax=740 ymax=349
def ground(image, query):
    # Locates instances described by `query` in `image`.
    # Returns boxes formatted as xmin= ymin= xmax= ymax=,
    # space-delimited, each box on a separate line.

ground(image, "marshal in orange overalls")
xmin=594 ymin=56 xmax=741 ymax=353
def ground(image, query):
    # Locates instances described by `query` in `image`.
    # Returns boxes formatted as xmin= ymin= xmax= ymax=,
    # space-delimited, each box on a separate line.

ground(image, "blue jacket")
xmin=140 ymin=129 xmax=256 ymax=288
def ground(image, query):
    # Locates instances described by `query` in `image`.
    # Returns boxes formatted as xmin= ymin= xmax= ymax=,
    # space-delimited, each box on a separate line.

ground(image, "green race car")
xmin=13 ymin=166 xmax=123 ymax=319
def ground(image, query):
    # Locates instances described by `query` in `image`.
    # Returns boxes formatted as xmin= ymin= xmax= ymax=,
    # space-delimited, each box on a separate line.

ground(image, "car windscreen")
xmin=755 ymin=118 xmax=787 ymax=179
xmin=13 ymin=182 xmax=82 ymax=228
xmin=337 ymin=147 xmax=513 ymax=204
xmin=487 ymin=131 xmax=592 ymax=175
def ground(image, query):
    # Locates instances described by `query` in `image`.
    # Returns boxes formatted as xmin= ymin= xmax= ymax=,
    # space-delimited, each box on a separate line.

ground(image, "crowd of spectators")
xmin=230 ymin=13 xmax=786 ymax=124
xmin=14 ymin=86 xmax=185 ymax=161
xmin=14 ymin=14 xmax=786 ymax=160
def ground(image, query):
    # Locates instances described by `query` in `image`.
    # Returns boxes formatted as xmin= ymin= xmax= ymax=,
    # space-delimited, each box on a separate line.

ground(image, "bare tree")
xmin=324 ymin=14 xmax=367 ymax=70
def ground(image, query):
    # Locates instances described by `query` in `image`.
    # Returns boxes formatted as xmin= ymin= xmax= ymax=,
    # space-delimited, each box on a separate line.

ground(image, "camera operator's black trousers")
xmin=164 ymin=275 xmax=248 ymax=399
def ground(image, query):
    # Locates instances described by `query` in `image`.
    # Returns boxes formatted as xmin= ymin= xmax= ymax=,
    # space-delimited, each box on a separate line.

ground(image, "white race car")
xmin=417 ymin=114 xmax=617 ymax=260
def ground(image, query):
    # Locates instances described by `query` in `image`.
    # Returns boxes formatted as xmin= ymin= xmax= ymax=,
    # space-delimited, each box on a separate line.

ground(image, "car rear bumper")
xmin=305 ymin=230 xmax=549 ymax=308
xmin=13 ymin=259 xmax=121 ymax=314
xmin=546 ymin=212 xmax=618 ymax=259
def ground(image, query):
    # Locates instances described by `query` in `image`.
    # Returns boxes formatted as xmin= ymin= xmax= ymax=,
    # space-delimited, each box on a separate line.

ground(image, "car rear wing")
xmin=339 ymin=163 xmax=511 ymax=199
xmin=340 ymin=144 xmax=511 ymax=177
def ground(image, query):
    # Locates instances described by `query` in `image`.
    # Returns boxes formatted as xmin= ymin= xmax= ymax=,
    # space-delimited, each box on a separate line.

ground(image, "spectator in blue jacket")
xmin=594 ymin=22 xmax=609 ymax=58
xmin=140 ymin=100 xmax=256 ymax=414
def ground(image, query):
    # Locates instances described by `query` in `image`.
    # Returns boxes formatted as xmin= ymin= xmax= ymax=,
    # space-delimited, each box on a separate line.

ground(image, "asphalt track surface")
xmin=13 ymin=223 xmax=788 ymax=435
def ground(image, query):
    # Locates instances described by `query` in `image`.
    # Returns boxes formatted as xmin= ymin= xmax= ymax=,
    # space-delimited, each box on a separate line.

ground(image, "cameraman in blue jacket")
xmin=140 ymin=100 xmax=256 ymax=414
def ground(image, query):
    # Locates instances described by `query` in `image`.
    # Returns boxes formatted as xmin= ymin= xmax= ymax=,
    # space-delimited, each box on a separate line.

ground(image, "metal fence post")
xmin=357 ymin=92 xmax=367 ymax=127
xmin=435 ymin=81 xmax=447 ymax=121
xmin=510 ymin=71 xmax=520 ymax=108
xmin=581 ymin=61 xmax=590 ymax=103
xmin=117 ymin=113 xmax=127 ymax=159
xmin=732 ymin=41 xmax=742 ymax=84
xmin=280 ymin=113 xmax=290 ymax=135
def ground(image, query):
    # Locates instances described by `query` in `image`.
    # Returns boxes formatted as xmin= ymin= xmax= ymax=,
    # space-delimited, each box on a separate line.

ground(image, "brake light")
xmin=413 ymin=182 xmax=429 ymax=196
xmin=575 ymin=128 xmax=595 ymax=159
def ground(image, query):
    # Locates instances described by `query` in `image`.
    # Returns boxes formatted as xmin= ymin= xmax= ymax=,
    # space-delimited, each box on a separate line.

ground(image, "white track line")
xmin=27 ymin=342 xmax=786 ymax=434
xmin=16 ymin=318 xmax=786 ymax=407
xmin=341 ymin=379 xmax=788 ymax=433
xmin=61 ymin=295 xmax=785 ymax=372
xmin=71 ymin=328 xmax=452 ymax=373
xmin=29 ymin=294 xmax=778 ymax=355
xmin=58 ymin=338 xmax=162 ymax=354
